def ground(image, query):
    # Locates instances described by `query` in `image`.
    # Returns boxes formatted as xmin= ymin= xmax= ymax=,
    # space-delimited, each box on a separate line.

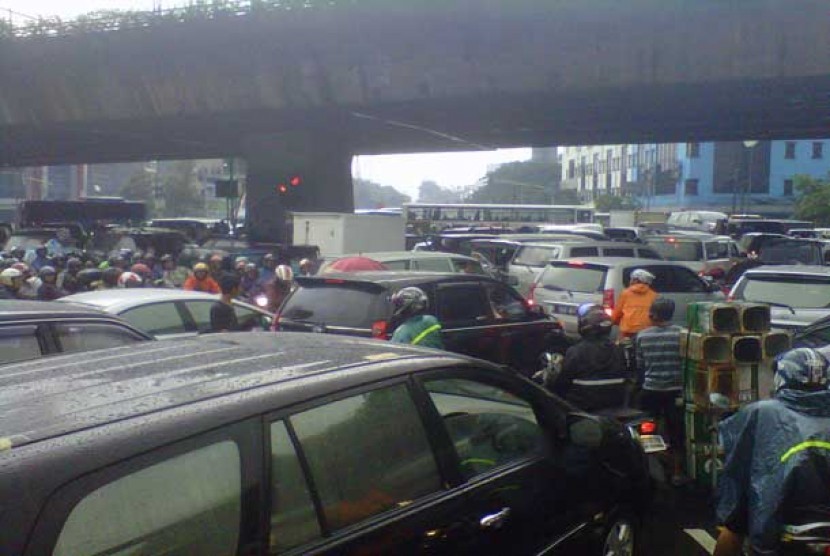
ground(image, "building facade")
xmin=560 ymin=140 xmax=830 ymax=216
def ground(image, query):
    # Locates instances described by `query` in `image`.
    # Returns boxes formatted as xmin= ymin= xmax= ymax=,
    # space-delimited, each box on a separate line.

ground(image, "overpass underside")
xmin=1 ymin=0 xmax=829 ymax=240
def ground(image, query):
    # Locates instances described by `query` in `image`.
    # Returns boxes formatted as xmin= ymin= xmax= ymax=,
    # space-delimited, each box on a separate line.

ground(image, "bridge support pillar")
xmin=243 ymin=133 xmax=354 ymax=244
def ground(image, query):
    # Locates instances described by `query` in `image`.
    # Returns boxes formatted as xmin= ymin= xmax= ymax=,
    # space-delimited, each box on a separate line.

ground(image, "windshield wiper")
xmin=752 ymin=300 xmax=796 ymax=315
xmin=542 ymin=284 xmax=574 ymax=296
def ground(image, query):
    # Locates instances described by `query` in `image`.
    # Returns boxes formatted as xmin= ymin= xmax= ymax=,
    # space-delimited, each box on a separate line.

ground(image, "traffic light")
xmin=276 ymin=174 xmax=302 ymax=195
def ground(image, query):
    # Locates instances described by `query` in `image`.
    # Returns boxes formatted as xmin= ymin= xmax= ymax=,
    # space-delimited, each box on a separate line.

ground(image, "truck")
xmin=290 ymin=212 xmax=405 ymax=258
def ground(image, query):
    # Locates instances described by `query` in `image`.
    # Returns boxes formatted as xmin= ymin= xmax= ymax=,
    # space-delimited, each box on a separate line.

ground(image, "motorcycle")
xmin=780 ymin=506 xmax=830 ymax=555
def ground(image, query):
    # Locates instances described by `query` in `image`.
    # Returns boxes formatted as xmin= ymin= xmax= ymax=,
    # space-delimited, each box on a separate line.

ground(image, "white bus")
xmin=404 ymin=203 xmax=595 ymax=232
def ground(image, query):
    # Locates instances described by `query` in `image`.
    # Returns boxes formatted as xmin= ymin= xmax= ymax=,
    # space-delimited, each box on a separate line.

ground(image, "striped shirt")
xmin=636 ymin=324 xmax=683 ymax=391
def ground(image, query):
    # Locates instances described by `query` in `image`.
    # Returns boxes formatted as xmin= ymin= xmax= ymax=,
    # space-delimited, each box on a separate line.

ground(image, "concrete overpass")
xmin=1 ymin=0 xmax=829 ymax=240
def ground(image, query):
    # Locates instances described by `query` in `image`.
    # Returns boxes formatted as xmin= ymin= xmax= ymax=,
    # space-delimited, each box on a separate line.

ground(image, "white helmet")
xmin=631 ymin=268 xmax=655 ymax=285
xmin=275 ymin=264 xmax=294 ymax=283
xmin=0 ymin=267 xmax=22 ymax=287
xmin=117 ymin=271 xmax=143 ymax=288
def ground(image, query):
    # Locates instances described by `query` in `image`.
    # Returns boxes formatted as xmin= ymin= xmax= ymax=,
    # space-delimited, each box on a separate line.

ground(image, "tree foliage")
xmin=418 ymin=181 xmax=463 ymax=203
xmin=161 ymin=160 xmax=204 ymax=217
xmin=353 ymin=178 xmax=410 ymax=209
xmin=467 ymin=160 xmax=561 ymax=204
xmin=793 ymin=174 xmax=830 ymax=225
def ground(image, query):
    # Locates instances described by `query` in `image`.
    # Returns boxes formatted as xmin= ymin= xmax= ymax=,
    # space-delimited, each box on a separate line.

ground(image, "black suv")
xmin=0 ymin=300 xmax=152 ymax=365
xmin=0 ymin=333 xmax=649 ymax=555
xmin=276 ymin=271 xmax=569 ymax=375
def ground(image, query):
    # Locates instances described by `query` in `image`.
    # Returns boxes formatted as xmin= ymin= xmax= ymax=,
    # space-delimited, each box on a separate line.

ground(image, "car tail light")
xmin=639 ymin=421 xmax=657 ymax=435
xmin=602 ymin=288 xmax=615 ymax=317
xmin=527 ymin=283 xmax=538 ymax=305
xmin=324 ymin=279 xmax=345 ymax=284
xmin=372 ymin=320 xmax=389 ymax=339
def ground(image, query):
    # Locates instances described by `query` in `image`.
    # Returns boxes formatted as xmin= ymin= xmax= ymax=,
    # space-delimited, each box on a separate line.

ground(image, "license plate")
xmin=639 ymin=435 xmax=668 ymax=454
xmin=552 ymin=303 xmax=578 ymax=316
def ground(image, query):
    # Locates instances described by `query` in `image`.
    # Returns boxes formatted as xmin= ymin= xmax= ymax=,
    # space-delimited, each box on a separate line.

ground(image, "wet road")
xmin=641 ymin=483 xmax=721 ymax=555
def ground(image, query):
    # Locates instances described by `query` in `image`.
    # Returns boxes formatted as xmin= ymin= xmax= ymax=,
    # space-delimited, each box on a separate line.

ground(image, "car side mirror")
xmin=568 ymin=415 xmax=605 ymax=449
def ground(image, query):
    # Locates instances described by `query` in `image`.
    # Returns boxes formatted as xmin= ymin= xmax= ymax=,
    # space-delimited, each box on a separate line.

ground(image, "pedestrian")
xmin=635 ymin=297 xmax=686 ymax=485
xmin=184 ymin=262 xmax=220 ymax=294
xmin=714 ymin=348 xmax=830 ymax=556
xmin=389 ymin=287 xmax=444 ymax=349
xmin=210 ymin=273 xmax=240 ymax=332
xmin=612 ymin=268 xmax=658 ymax=338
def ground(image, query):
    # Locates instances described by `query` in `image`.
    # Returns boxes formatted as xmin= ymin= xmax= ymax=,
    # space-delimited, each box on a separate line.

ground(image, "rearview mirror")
xmin=568 ymin=414 xmax=605 ymax=449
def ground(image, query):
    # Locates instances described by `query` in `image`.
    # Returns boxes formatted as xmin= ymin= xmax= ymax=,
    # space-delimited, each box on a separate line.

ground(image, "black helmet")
xmin=391 ymin=287 xmax=429 ymax=318
xmin=577 ymin=303 xmax=612 ymax=337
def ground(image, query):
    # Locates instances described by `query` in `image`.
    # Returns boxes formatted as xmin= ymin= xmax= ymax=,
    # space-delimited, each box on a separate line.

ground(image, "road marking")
xmin=684 ymin=528 xmax=717 ymax=554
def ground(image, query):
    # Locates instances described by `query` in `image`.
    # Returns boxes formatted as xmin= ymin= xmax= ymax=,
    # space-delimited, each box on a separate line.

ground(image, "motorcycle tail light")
xmin=639 ymin=421 xmax=657 ymax=435
xmin=371 ymin=320 xmax=388 ymax=339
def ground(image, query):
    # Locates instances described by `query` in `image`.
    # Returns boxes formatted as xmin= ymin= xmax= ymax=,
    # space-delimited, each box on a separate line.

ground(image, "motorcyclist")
xmin=298 ymin=258 xmax=315 ymax=277
xmin=97 ymin=267 xmax=123 ymax=290
xmin=550 ymin=303 xmax=626 ymax=411
xmin=0 ymin=268 xmax=23 ymax=299
xmin=265 ymin=265 xmax=294 ymax=313
xmin=59 ymin=258 xmax=84 ymax=294
xmin=714 ymin=347 xmax=830 ymax=556
xmin=389 ymin=287 xmax=444 ymax=349
xmin=29 ymin=245 xmax=49 ymax=272
xmin=259 ymin=253 xmax=277 ymax=285
xmin=612 ymin=268 xmax=658 ymax=339
xmin=159 ymin=254 xmax=189 ymax=288
xmin=240 ymin=263 xmax=265 ymax=303
xmin=117 ymin=271 xmax=143 ymax=289
xmin=13 ymin=263 xmax=39 ymax=299
xmin=130 ymin=263 xmax=153 ymax=286
xmin=37 ymin=266 xmax=64 ymax=300
xmin=184 ymin=262 xmax=220 ymax=294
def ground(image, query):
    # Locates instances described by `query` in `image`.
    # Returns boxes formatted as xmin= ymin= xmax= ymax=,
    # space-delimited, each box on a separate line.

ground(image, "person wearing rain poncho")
xmin=714 ymin=348 xmax=830 ymax=556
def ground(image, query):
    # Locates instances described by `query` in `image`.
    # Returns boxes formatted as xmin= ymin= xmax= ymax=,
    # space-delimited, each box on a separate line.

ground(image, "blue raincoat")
xmin=717 ymin=349 xmax=830 ymax=554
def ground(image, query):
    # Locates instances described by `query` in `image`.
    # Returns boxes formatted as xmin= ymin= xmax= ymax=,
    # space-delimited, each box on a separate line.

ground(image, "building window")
xmin=684 ymin=179 xmax=699 ymax=196
xmin=686 ymin=143 xmax=700 ymax=158
xmin=784 ymin=179 xmax=794 ymax=196
xmin=785 ymin=142 xmax=796 ymax=159
xmin=813 ymin=142 xmax=823 ymax=159
xmin=567 ymin=160 xmax=575 ymax=180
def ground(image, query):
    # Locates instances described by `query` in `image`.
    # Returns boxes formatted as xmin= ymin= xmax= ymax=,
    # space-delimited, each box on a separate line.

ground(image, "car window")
xmin=281 ymin=284 xmax=388 ymax=329
xmin=234 ymin=304 xmax=270 ymax=331
xmin=290 ymin=384 xmax=442 ymax=531
xmin=53 ymin=441 xmax=241 ymax=556
xmin=54 ymin=323 xmax=145 ymax=353
xmin=799 ymin=324 xmax=830 ymax=348
xmin=644 ymin=238 xmax=704 ymax=261
xmin=485 ymin=283 xmax=529 ymax=321
xmin=183 ymin=301 xmax=214 ymax=333
xmin=413 ymin=257 xmax=450 ymax=272
xmin=382 ymin=259 xmax=410 ymax=271
xmin=121 ymin=302 xmax=190 ymax=336
xmin=269 ymin=421 xmax=322 ymax=553
xmin=568 ymin=246 xmax=599 ymax=257
xmin=636 ymin=248 xmax=663 ymax=260
xmin=706 ymin=241 xmax=730 ymax=259
xmin=738 ymin=275 xmax=830 ymax=308
xmin=424 ymin=378 xmax=544 ymax=479
xmin=603 ymin=247 xmax=635 ymax=257
xmin=451 ymin=258 xmax=485 ymax=275
xmin=540 ymin=264 xmax=607 ymax=293
xmin=623 ymin=266 xmax=706 ymax=293
xmin=513 ymin=246 xmax=561 ymax=267
xmin=0 ymin=325 xmax=42 ymax=364
xmin=729 ymin=242 xmax=741 ymax=257
xmin=436 ymin=283 xmax=491 ymax=323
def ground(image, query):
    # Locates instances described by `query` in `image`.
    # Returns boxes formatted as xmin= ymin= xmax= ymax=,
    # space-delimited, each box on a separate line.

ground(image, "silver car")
xmin=508 ymin=241 xmax=662 ymax=297
xmin=531 ymin=258 xmax=725 ymax=338
xmin=59 ymin=288 xmax=273 ymax=339
xmin=729 ymin=266 xmax=830 ymax=331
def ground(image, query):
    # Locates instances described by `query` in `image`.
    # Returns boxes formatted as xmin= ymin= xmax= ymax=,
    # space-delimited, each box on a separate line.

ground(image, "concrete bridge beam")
xmin=243 ymin=133 xmax=354 ymax=243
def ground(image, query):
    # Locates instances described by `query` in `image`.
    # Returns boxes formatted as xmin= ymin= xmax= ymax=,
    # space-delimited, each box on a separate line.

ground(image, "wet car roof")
xmin=0 ymin=299 xmax=112 ymax=319
xmin=0 ymin=332 xmax=461 ymax=451
xmin=298 ymin=270 xmax=489 ymax=286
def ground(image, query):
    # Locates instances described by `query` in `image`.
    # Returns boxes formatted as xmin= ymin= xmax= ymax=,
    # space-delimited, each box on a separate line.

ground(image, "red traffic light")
xmin=290 ymin=175 xmax=302 ymax=187
xmin=277 ymin=184 xmax=288 ymax=194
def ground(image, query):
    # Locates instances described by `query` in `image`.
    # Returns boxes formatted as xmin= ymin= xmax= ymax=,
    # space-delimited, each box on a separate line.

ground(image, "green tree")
xmin=793 ymin=174 xmax=830 ymax=225
xmin=593 ymin=193 xmax=641 ymax=212
xmin=417 ymin=180 xmax=463 ymax=203
xmin=119 ymin=171 xmax=156 ymax=217
xmin=162 ymin=160 xmax=204 ymax=217
xmin=468 ymin=160 xmax=561 ymax=204
xmin=353 ymin=178 xmax=411 ymax=209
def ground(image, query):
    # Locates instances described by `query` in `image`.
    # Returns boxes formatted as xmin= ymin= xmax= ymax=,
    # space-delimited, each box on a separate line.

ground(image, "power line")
xmin=0 ymin=6 xmax=40 ymax=21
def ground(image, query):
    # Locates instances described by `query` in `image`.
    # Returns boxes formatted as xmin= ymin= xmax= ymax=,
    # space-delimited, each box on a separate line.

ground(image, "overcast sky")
xmin=1 ymin=0 xmax=533 ymax=199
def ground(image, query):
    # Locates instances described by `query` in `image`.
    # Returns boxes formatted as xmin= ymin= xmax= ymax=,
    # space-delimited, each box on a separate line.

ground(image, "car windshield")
xmin=645 ymin=239 xmax=703 ymax=261
xmin=739 ymin=275 xmax=830 ymax=308
xmin=89 ymin=233 xmax=138 ymax=254
xmin=758 ymin=241 xmax=823 ymax=265
xmin=4 ymin=235 xmax=52 ymax=250
xmin=513 ymin=246 xmax=560 ymax=266
xmin=540 ymin=265 xmax=607 ymax=292
xmin=281 ymin=284 xmax=388 ymax=329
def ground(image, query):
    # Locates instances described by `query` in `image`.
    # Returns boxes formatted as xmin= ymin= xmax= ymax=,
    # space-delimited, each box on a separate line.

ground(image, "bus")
xmin=404 ymin=203 xmax=595 ymax=233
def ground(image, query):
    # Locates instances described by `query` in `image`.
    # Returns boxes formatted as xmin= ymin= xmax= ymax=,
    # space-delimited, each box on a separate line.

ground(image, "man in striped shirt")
xmin=635 ymin=297 xmax=686 ymax=484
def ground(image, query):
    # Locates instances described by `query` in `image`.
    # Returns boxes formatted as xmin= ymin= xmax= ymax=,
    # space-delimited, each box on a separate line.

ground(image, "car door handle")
xmin=480 ymin=507 xmax=511 ymax=529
